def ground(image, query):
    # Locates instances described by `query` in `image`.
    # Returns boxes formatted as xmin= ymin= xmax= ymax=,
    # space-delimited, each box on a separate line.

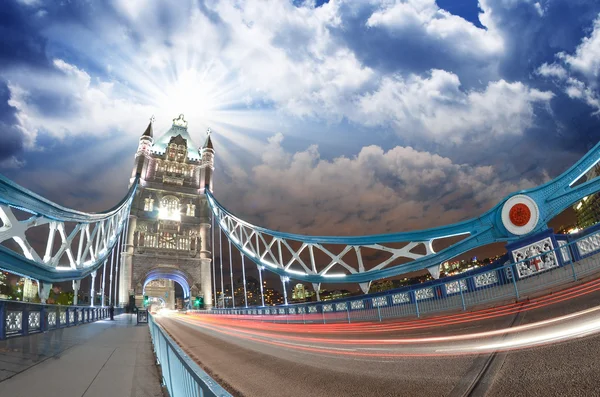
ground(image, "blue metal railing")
xmin=198 ymin=225 xmax=600 ymax=323
xmin=148 ymin=315 xmax=232 ymax=397
xmin=0 ymin=300 xmax=122 ymax=340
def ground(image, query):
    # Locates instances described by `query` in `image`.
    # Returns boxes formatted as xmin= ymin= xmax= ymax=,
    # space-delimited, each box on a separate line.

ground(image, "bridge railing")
xmin=148 ymin=314 xmax=232 ymax=397
xmin=0 ymin=300 xmax=122 ymax=339
xmin=196 ymin=227 xmax=600 ymax=323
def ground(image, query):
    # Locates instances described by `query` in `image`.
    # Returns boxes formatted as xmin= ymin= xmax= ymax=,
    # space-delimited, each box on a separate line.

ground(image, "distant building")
xmin=21 ymin=278 xmax=38 ymax=302
xmin=291 ymin=283 xmax=315 ymax=302
xmin=320 ymin=289 xmax=351 ymax=301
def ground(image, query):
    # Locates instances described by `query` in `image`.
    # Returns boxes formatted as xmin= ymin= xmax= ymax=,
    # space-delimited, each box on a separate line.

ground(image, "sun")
xmin=158 ymin=69 xmax=217 ymax=121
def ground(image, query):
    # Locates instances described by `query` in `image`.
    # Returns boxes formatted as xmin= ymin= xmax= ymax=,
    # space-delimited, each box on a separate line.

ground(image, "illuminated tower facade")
xmin=119 ymin=114 xmax=214 ymax=309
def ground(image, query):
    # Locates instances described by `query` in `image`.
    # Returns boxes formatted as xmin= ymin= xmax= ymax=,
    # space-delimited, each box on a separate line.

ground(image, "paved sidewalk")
xmin=0 ymin=314 xmax=164 ymax=397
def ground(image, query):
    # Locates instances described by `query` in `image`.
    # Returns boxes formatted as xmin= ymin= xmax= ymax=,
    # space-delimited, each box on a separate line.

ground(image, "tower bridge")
xmin=123 ymin=114 xmax=214 ymax=310
xmin=3 ymin=115 xmax=600 ymax=396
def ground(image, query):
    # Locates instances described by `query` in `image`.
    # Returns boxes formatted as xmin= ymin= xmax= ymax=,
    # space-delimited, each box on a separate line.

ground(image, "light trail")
xmin=187 ymin=275 xmax=600 ymax=335
xmin=161 ymin=304 xmax=600 ymax=358
xmin=154 ymin=276 xmax=600 ymax=360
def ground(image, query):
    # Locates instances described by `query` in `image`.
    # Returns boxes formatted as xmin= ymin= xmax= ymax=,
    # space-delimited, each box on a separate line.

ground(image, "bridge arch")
xmin=141 ymin=266 xmax=193 ymax=300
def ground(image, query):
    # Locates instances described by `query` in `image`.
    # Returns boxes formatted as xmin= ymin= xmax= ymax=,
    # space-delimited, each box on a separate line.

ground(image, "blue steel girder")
xmin=207 ymin=140 xmax=600 ymax=284
xmin=0 ymin=174 xmax=138 ymax=283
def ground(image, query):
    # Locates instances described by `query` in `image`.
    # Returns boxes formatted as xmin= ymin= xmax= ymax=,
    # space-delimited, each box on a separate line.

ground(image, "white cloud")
xmin=536 ymin=63 xmax=568 ymax=79
xmin=3 ymin=0 xmax=552 ymax=159
xmin=6 ymin=60 xmax=154 ymax=147
xmin=560 ymin=15 xmax=600 ymax=81
xmin=16 ymin=0 xmax=41 ymax=6
xmin=0 ymin=156 xmax=26 ymax=169
xmin=534 ymin=2 xmax=544 ymax=17
xmin=366 ymin=0 xmax=504 ymax=60
xmin=536 ymin=14 xmax=600 ymax=114
xmin=351 ymin=70 xmax=553 ymax=143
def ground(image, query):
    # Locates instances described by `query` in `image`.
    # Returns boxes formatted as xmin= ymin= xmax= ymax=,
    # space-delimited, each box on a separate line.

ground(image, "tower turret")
xmin=200 ymin=128 xmax=215 ymax=192
xmin=131 ymin=117 xmax=154 ymax=183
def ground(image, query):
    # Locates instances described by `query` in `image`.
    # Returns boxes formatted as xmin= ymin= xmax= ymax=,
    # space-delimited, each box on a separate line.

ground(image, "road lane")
xmin=157 ymin=315 xmax=479 ymax=397
xmin=155 ymin=280 xmax=600 ymax=396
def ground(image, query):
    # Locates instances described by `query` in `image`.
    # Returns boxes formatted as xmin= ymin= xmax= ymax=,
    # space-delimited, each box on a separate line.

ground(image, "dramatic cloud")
xmin=1 ymin=0 xmax=600 ymax=246
xmin=219 ymin=134 xmax=540 ymax=236
xmin=560 ymin=15 xmax=600 ymax=81
xmin=365 ymin=0 xmax=503 ymax=62
xmin=536 ymin=14 xmax=600 ymax=114
xmin=5 ymin=59 xmax=152 ymax=147
xmin=350 ymin=69 xmax=553 ymax=144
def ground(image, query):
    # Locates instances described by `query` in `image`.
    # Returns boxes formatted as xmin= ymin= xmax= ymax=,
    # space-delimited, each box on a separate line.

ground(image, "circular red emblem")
xmin=509 ymin=203 xmax=531 ymax=227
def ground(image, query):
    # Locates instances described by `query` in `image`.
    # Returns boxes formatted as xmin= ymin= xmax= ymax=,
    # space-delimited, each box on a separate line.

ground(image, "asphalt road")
xmin=155 ymin=278 xmax=600 ymax=397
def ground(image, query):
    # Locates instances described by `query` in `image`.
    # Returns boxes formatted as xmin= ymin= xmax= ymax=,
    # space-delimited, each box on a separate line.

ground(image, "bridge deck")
xmin=0 ymin=314 xmax=163 ymax=397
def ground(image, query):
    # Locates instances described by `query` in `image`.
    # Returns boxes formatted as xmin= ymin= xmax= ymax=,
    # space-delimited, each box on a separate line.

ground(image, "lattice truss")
xmin=206 ymin=137 xmax=600 ymax=286
xmin=0 ymin=174 xmax=136 ymax=280
xmin=0 ymin=203 xmax=128 ymax=271
xmin=207 ymin=194 xmax=470 ymax=289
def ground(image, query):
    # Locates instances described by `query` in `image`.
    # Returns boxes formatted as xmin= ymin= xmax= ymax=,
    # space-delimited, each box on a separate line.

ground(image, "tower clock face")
xmin=159 ymin=232 xmax=177 ymax=249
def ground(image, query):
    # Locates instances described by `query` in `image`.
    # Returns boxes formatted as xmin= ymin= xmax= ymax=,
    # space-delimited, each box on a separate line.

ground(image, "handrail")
xmin=0 ymin=299 xmax=121 ymax=340
xmin=148 ymin=315 xmax=232 ymax=397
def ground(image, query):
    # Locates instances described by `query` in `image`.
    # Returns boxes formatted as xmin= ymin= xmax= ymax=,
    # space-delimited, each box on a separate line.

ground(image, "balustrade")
xmin=0 ymin=301 xmax=121 ymax=340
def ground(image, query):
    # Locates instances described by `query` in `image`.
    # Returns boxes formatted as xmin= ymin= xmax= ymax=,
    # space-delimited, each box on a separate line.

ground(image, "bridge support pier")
xmin=258 ymin=265 xmax=265 ymax=307
xmin=73 ymin=279 xmax=81 ymax=305
xmin=90 ymin=271 xmax=96 ymax=307
xmin=119 ymin=215 xmax=136 ymax=308
xmin=38 ymin=281 xmax=52 ymax=304
xmin=312 ymin=283 xmax=321 ymax=301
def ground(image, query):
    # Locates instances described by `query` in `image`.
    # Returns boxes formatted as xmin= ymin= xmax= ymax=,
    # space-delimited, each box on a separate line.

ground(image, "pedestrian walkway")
xmin=0 ymin=314 xmax=163 ymax=397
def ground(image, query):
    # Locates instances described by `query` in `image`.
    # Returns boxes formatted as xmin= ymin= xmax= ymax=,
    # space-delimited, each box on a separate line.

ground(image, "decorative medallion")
xmin=501 ymin=194 xmax=539 ymax=235
xmin=508 ymin=203 xmax=531 ymax=227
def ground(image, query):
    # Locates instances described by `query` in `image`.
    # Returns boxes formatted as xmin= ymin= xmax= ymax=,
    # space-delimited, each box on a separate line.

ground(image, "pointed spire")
xmin=142 ymin=115 xmax=154 ymax=138
xmin=203 ymin=127 xmax=214 ymax=150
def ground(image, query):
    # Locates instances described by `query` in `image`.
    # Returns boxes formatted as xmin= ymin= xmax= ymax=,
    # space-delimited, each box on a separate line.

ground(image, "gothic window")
xmin=177 ymin=145 xmax=186 ymax=162
xmin=168 ymin=144 xmax=177 ymax=160
xmin=186 ymin=203 xmax=196 ymax=216
xmin=159 ymin=196 xmax=180 ymax=220
xmin=144 ymin=198 xmax=154 ymax=212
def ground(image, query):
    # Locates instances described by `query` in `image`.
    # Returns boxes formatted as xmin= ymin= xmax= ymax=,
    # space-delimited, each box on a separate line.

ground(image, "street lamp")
xmin=281 ymin=276 xmax=290 ymax=305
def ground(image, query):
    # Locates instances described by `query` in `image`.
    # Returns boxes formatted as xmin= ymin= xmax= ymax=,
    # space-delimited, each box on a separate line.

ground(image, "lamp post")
xmin=281 ymin=276 xmax=289 ymax=305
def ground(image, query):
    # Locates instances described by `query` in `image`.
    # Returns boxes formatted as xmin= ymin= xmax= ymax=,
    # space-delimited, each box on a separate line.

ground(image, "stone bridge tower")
xmin=119 ymin=114 xmax=214 ymax=309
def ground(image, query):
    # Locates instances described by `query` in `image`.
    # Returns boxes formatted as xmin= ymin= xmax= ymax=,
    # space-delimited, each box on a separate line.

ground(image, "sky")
xmin=2 ymin=0 xmax=600 ymax=291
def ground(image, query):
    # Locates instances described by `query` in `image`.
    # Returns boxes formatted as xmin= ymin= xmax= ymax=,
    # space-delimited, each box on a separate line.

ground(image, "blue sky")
xmin=1 ymin=0 xmax=600 ymax=240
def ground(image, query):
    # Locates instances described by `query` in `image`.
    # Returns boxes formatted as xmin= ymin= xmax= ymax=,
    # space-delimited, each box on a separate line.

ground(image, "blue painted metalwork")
xmin=207 ymin=140 xmax=600 ymax=283
xmin=0 ymin=174 xmax=138 ymax=282
xmin=0 ymin=299 xmax=122 ymax=340
xmin=200 ymin=227 xmax=600 ymax=321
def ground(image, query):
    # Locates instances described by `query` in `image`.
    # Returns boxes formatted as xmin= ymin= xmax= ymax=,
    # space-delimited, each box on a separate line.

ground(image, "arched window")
xmin=158 ymin=195 xmax=181 ymax=221
xmin=144 ymin=197 xmax=154 ymax=212
xmin=186 ymin=203 xmax=196 ymax=216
